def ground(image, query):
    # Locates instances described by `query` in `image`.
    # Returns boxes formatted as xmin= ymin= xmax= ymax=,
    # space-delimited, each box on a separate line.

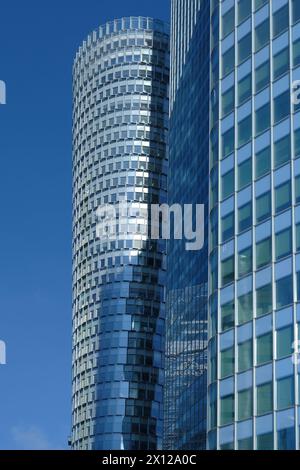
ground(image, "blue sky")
xmin=0 ymin=0 xmax=170 ymax=450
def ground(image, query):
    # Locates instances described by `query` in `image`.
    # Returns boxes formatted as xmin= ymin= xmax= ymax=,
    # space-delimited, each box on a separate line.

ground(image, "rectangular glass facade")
xmin=208 ymin=0 xmax=300 ymax=450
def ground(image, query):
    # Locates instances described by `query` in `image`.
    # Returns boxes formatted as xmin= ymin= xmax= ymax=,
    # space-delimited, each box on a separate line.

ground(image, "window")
xmin=255 ymin=103 xmax=270 ymax=135
xmin=238 ymin=0 xmax=251 ymax=24
xmin=273 ymin=47 xmax=289 ymax=80
xmin=257 ymin=432 xmax=274 ymax=450
xmin=256 ymin=192 xmax=271 ymax=223
xmin=255 ymin=0 xmax=268 ymax=11
xmin=222 ymin=127 xmax=235 ymax=158
xmin=220 ymin=394 xmax=234 ymax=425
xmin=257 ymin=382 xmax=273 ymax=415
xmin=295 ymin=175 xmax=300 ymax=203
xmin=256 ymin=237 xmax=272 ymax=269
xmin=293 ymin=39 xmax=300 ymax=67
xmin=238 ymin=115 xmax=252 ymax=147
xmin=238 ymin=246 xmax=252 ymax=277
xmin=275 ymin=181 xmax=291 ymax=213
xmin=238 ymin=202 xmax=252 ymax=232
xmin=238 ymin=33 xmax=252 ymax=64
xmin=223 ymin=47 xmax=235 ymax=76
xmin=221 ymin=301 xmax=235 ymax=331
xmin=222 ymin=7 xmax=235 ymax=38
xmin=293 ymin=0 xmax=300 ymax=24
xmin=276 ymin=275 xmax=293 ymax=309
xmin=238 ymin=339 xmax=253 ymax=372
xmin=274 ymin=134 xmax=291 ymax=168
xmin=255 ymin=19 xmax=270 ymax=52
xmin=222 ymin=87 xmax=234 ymax=116
xmin=278 ymin=427 xmax=296 ymax=450
xmin=256 ymin=283 xmax=273 ymax=316
xmin=273 ymin=5 xmax=289 ymax=38
xmin=238 ymin=388 xmax=253 ymax=421
xmin=221 ymin=347 xmax=234 ymax=378
xmin=255 ymin=145 xmax=271 ymax=178
xmin=238 ymin=74 xmax=252 ymax=104
xmin=222 ymin=256 xmax=235 ymax=286
xmin=277 ymin=325 xmax=293 ymax=359
xmin=296 ymin=224 xmax=300 ymax=251
xmin=274 ymin=91 xmax=290 ymax=124
xmin=275 ymin=227 xmax=292 ymax=260
xmin=257 ymin=332 xmax=273 ymax=364
xmin=255 ymin=61 xmax=270 ymax=92
xmin=294 ymin=128 xmax=300 ymax=158
xmin=222 ymin=212 xmax=234 ymax=242
xmin=277 ymin=376 xmax=294 ymax=410
xmin=238 ymin=291 xmax=253 ymax=324
xmin=238 ymin=158 xmax=252 ymax=189
xmin=222 ymin=169 xmax=234 ymax=200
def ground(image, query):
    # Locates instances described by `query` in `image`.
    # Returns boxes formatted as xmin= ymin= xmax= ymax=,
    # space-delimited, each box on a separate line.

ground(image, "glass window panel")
xmin=238 ymin=388 xmax=253 ymax=421
xmin=238 ymin=202 xmax=252 ymax=232
xmin=223 ymin=46 xmax=235 ymax=76
xmin=238 ymin=291 xmax=253 ymax=324
xmin=238 ymin=74 xmax=252 ymax=104
xmin=255 ymin=103 xmax=270 ymax=135
xmin=238 ymin=246 xmax=252 ymax=277
xmin=274 ymin=91 xmax=290 ymax=124
xmin=277 ymin=325 xmax=294 ymax=359
xmin=276 ymin=275 xmax=293 ymax=309
xmin=296 ymin=224 xmax=300 ymax=251
xmin=293 ymin=38 xmax=300 ymax=67
xmin=222 ymin=256 xmax=235 ymax=286
xmin=257 ymin=432 xmax=274 ymax=450
xmin=294 ymin=128 xmax=300 ymax=158
xmin=222 ymin=87 xmax=235 ymax=116
xmin=273 ymin=47 xmax=289 ymax=80
xmin=277 ymin=376 xmax=294 ymax=410
xmin=278 ymin=427 xmax=296 ymax=450
xmin=222 ymin=169 xmax=234 ymax=200
xmin=257 ymin=332 xmax=273 ymax=364
xmin=256 ymin=283 xmax=273 ymax=317
xmin=295 ymin=175 xmax=300 ymax=203
xmin=238 ymin=115 xmax=252 ymax=147
xmin=255 ymin=145 xmax=271 ymax=178
xmin=275 ymin=181 xmax=291 ymax=213
xmin=238 ymin=437 xmax=253 ymax=450
xmin=238 ymin=158 xmax=252 ymax=189
xmin=222 ymin=127 xmax=235 ymax=158
xmin=238 ymin=0 xmax=252 ymax=24
xmin=238 ymin=33 xmax=252 ymax=64
xmin=221 ymin=347 xmax=234 ymax=378
xmin=222 ymin=7 xmax=235 ymax=38
xmin=274 ymin=134 xmax=291 ymax=168
xmin=238 ymin=339 xmax=253 ymax=372
xmin=255 ymin=0 xmax=268 ymax=11
xmin=256 ymin=237 xmax=272 ymax=269
xmin=293 ymin=0 xmax=300 ymax=23
xmin=256 ymin=192 xmax=271 ymax=223
xmin=255 ymin=19 xmax=270 ymax=52
xmin=273 ymin=5 xmax=289 ymax=38
xmin=220 ymin=394 xmax=234 ymax=426
xmin=257 ymin=382 xmax=273 ymax=415
xmin=221 ymin=301 xmax=235 ymax=331
xmin=222 ymin=212 xmax=234 ymax=242
xmin=255 ymin=60 xmax=270 ymax=92
xmin=275 ymin=227 xmax=292 ymax=260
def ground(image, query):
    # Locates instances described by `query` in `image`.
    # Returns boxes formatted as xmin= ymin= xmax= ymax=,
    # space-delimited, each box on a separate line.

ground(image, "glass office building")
xmin=71 ymin=17 xmax=169 ymax=450
xmin=208 ymin=0 xmax=300 ymax=450
xmin=164 ymin=0 xmax=210 ymax=450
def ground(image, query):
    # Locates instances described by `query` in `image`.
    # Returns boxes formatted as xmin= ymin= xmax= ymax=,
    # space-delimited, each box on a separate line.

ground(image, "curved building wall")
xmin=71 ymin=17 xmax=169 ymax=450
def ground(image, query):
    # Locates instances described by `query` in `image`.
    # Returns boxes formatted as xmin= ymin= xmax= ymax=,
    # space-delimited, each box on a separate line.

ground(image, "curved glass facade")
xmin=208 ymin=0 xmax=300 ymax=450
xmin=71 ymin=17 xmax=169 ymax=450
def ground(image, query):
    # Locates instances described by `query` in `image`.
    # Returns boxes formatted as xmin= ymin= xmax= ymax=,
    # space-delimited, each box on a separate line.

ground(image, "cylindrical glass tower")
xmin=71 ymin=17 xmax=169 ymax=450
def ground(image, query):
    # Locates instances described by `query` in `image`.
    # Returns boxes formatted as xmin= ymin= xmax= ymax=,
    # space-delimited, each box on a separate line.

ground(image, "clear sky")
xmin=0 ymin=0 xmax=170 ymax=450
